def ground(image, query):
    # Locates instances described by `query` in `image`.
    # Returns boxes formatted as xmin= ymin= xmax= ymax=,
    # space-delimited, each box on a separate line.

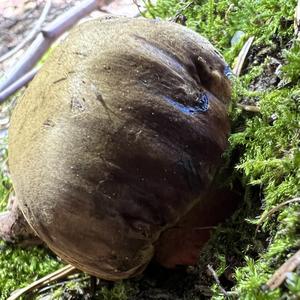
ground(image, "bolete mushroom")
xmin=8 ymin=16 xmax=235 ymax=280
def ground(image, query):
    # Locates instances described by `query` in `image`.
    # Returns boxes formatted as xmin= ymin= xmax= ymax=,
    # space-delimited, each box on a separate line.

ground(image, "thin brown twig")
xmin=255 ymin=197 xmax=300 ymax=234
xmin=0 ymin=0 xmax=52 ymax=63
xmin=207 ymin=264 xmax=238 ymax=298
xmin=169 ymin=2 xmax=193 ymax=22
xmin=0 ymin=67 xmax=40 ymax=103
xmin=265 ymin=249 xmax=300 ymax=290
xmin=8 ymin=264 xmax=77 ymax=300
xmin=233 ymin=36 xmax=255 ymax=77
xmin=132 ymin=0 xmax=145 ymax=16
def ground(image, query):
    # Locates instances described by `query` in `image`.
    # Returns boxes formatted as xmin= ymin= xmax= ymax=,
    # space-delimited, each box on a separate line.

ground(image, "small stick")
xmin=295 ymin=0 xmax=300 ymax=37
xmin=207 ymin=264 xmax=238 ymax=298
xmin=8 ymin=264 xmax=77 ymax=300
xmin=132 ymin=0 xmax=145 ymax=16
xmin=169 ymin=2 xmax=193 ymax=23
xmin=0 ymin=67 xmax=40 ymax=103
xmin=41 ymin=0 xmax=109 ymax=39
xmin=0 ymin=0 xmax=52 ymax=63
xmin=255 ymin=197 xmax=300 ymax=234
xmin=0 ymin=0 xmax=112 ymax=93
xmin=232 ymin=36 xmax=255 ymax=77
xmin=265 ymin=249 xmax=300 ymax=290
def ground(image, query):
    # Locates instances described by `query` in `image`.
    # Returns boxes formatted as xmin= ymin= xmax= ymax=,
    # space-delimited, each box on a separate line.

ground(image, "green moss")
xmin=145 ymin=0 xmax=296 ymax=63
xmin=282 ymin=41 xmax=300 ymax=83
xmin=95 ymin=282 xmax=133 ymax=300
xmin=231 ymin=88 xmax=299 ymax=206
xmin=0 ymin=242 xmax=62 ymax=300
xmin=146 ymin=0 xmax=300 ymax=299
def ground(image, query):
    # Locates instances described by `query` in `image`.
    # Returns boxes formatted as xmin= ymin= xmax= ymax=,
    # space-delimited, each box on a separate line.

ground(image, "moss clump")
xmin=229 ymin=87 xmax=300 ymax=299
xmin=146 ymin=0 xmax=300 ymax=299
xmin=0 ymin=242 xmax=62 ymax=300
xmin=231 ymin=88 xmax=299 ymax=207
xmin=282 ymin=40 xmax=300 ymax=83
xmin=144 ymin=0 xmax=296 ymax=63
xmin=35 ymin=277 xmax=133 ymax=300
xmin=95 ymin=282 xmax=134 ymax=300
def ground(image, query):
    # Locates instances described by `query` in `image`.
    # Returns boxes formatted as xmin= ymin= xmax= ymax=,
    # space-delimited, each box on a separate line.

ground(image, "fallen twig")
xmin=132 ymin=0 xmax=145 ymax=16
xmin=0 ymin=0 xmax=113 ymax=94
xmin=37 ymin=275 xmax=88 ymax=294
xmin=207 ymin=264 xmax=238 ymax=298
xmin=169 ymin=2 xmax=193 ymax=23
xmin=265 ymin=249 xmax=300 ymax=290
xmin=0 ymin=67 xmax=40 ymax=103
xmin=255 ymin=197 xmax=300 ymax=234
xmin=0 ymin=0 xmax=52 ymax=63
xmin=8 ymin=264 xmax=77 ymax=300
xmin=232 ymin=36 xmax=255 ymax=77
xmin=236 ymin=103 xmax=260 ymax=112
xmin=295 ymin=0 xmax=300 ymax=37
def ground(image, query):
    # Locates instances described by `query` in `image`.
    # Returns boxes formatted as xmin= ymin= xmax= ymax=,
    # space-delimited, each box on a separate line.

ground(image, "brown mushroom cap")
xmin=8 ymin=16 xmax=231 ymax=280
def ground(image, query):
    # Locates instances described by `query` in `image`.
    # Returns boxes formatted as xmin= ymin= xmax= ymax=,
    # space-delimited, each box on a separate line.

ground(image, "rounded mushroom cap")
xmin=8 ymin=16 xmax=231 ymax=280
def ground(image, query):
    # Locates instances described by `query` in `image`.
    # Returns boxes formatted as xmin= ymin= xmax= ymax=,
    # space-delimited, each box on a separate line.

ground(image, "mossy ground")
xmin=0 ymin=0 xmax=299 ymax=299
xmin=143 ymin=0 xmax=299 ymax=299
